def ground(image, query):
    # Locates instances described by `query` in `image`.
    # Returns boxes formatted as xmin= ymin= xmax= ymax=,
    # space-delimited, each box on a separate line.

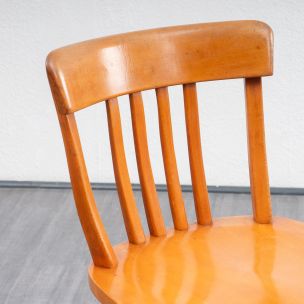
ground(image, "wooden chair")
xmin=46 ymin=20 xmax=304 ymax=303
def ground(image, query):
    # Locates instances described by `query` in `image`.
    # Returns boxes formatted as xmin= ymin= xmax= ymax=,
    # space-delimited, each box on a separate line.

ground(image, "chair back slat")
xmin=245 ymin=77 xmax=272 ymax=223
xmin=183 ymin=84 xmax=212 ymax=225
xmin=129 ymin=92 xmax=167 ymax=236
xmin=156 ymin=87 xmax=188 ymax=230
xmin=57 ymin=112 xmax=117 ymax=267
xmin=106 ymin=99 xmax=146 ymax=243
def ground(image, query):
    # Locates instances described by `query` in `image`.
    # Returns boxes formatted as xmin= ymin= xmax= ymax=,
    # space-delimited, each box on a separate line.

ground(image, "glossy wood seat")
xmin=89 ymin=217 xmax=304 ymax=303
xmin=46 ymin=20 xmax=304 ymax=303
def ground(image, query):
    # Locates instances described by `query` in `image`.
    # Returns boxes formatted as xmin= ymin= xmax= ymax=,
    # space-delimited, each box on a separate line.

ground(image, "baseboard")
xmin=0 ymin=180 xmax=303 ymax=195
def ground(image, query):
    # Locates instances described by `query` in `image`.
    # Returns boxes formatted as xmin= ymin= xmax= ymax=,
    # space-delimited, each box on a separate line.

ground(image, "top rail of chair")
xmin=46 ymin=20 xmax=273 ymax=114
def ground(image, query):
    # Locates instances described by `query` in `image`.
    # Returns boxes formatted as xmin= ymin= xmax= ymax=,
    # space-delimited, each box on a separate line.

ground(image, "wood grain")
xmin=57 ymin=112 xmax=117 ymax=268
xmin=156 ymin=87 xmax=188 ymax=230
xmin=129 ymin=92 xmax=166 ymax=236
xmin=89 ymin=217 xmax=304 ymax=303
xmin=45 ymin=20 xmax=282 ymax=303
xmin=106 ymin=99 xmax=146 ymax=244
xmin=46 ymin=20 xmax=273 ymax=114
xmin=245 ymin=77 xmax=272 ymax=224
xmin=183 ymin=83 xmax=212 ymax=225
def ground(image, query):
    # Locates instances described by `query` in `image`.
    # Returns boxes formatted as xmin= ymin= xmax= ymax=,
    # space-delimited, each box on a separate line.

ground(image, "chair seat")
xmin=89 ymin=216 xmax=304 ymax=303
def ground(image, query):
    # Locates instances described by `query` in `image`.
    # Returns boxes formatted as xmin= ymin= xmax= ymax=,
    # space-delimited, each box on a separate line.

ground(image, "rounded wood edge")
xmin=46 ymin=20 xmax=273 ymax=114
xmin=88 ymin=267 xmax=117 ymax=304
xmin=88 ymin=216 xmax=304 ymax=303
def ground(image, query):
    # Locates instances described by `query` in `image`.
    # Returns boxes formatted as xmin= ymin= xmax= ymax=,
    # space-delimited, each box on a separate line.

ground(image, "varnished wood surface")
xmin=47 ymin=21 xmax=275 ymax=271
xmin=44 ymin=20 xmax=289 ymax=304
xmin=156 ymin=87 xmax=188 ymax=230
xmin=129 ymin=93 xmax=166 ymax=236
xmin=183 ymin=83 xmax=212 ymax=225
xmin=245 ymin=78 xmax=272 ymax=224
xmin=57 ymin=113 xmax=116 ymax=268
xmin=106 ymin=99 xmax=146 ymax=244
xmin=1 ymin=188 xmax=304 ymax=304
xmin=89 ymin=216 xmax=304 ymax=304
xmin=46 ymin=20 xmax=273 ymax=114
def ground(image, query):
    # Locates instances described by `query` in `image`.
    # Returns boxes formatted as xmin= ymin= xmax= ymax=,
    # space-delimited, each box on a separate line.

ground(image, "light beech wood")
xmin=156 ymin=87 xmax=188 ymax=230
xmin=183 ymin=83 xmax=212 ymax=225
xmin=129 ymin=92 xmax=166 ymax=236
xmin=245 ymin=77 xmax=272 ymax=224
xmin=44 ymin=20 xmax=302 ymax=304
xmin=89 ymin=217 xmax=304 ymax=303
xmin=106 ymin=99 xmax=145 ymax=244
xmin=56 ymin=113 xmax=117 ymax=268
xmin=46 ymin=20 xmax=273 ymax=114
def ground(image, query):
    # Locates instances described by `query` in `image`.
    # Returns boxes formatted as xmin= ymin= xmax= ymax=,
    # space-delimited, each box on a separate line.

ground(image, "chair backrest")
xmin=46 ymin=20 xmax=273 ymax=268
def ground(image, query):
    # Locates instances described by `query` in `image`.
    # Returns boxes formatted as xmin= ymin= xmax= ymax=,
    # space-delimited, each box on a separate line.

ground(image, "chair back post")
xmin=47 ymin=73 xmax=117 ymax=268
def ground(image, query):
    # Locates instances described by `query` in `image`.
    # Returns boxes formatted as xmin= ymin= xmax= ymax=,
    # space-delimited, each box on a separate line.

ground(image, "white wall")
xmin=1 ymin=0 xmax=303 ymax=187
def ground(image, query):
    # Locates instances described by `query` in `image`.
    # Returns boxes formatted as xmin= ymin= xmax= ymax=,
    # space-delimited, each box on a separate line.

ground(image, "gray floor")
xmin=1 ymin=187 xmax=304 ymax=304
